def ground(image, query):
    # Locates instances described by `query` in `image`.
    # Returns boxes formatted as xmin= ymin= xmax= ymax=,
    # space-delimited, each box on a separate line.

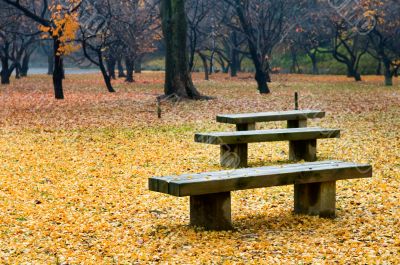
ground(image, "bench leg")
xmin=220 ymin=144 xmax=248 ymax=168
xmin=288 ymin=119 xmax=315 ymax=162
xmin=287 ymin=119 xmax=307 ymax=129
xmin=190 ymin=192 xmax=232 ymax=230
xmin=236 ymin=123 xmax=256 ymax=131
xmin=220 ymin=123 xmax=252 ymax=168
xmin=289 ymin=139 xmax=317 ymax=162
xmin=294 ymin=181 xmax=336 ymax=218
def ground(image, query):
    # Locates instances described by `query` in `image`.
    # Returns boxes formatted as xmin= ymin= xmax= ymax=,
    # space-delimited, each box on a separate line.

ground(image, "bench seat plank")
xmin=149 ymin=161 xmax=372 ymax=197
xmin=195 ymin=127 xmax=340 ymax=145
xmin=217 ymin=110 xmax=325 ymax=124
xmin=152 ymin=160 xmax=344 ymax=183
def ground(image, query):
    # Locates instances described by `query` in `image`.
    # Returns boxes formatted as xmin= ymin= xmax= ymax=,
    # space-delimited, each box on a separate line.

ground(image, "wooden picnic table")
xmin=149 ymin=109 xmax=373 ymax=231
xmin=216 ymin=110 xmax=325 ymax=131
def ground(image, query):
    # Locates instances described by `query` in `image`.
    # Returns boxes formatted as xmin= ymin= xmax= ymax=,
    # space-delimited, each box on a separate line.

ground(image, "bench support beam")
xmin=219 ymin=123 xmax=255 ymax=168
xmin=236 ymin=123 xmax=256 ymax=131
xmin=287 ymin=119 xmax=307 ymax=129
xmin=190 ymin=192 xmax=232 ymax=230
xmin=221 ymin=144 xmax=248 ymax=168
xmin=289 ymin=139 xmax=317 ymax=162
xmin=294 ymin=181 xmax=336 ymax=218
xmin=288 ymin=119 xmax=315 ymax=162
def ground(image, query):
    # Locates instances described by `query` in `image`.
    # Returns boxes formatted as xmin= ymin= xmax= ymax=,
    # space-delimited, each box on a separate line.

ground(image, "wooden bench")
xmin=195 ymin=127 xmax=340 ymax=168
xmin=149 ymin=161 xmax=372 ymax=230
xmin=217 ymin=110 xmax=325 ymax=131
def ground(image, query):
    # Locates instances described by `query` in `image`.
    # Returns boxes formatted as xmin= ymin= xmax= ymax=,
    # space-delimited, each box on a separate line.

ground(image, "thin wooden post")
xmin=295 ymin=92 xmax=299 ymax=110
xmin=156 ymin=98 xmax=162 ymax=119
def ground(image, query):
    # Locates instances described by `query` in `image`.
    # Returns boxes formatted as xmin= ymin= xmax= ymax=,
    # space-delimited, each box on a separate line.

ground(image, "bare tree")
xmin=222 ymin=0 xmax=305 ymax=93
xmin=0 ymin=3 xmax=38 ymax=83
xmin=78 ymin=0 xmax=116 ymax=92
xmin=1 ymin=0 xmax=83 ymax=99
xmin=186 ymin=0 xmax=212 ymax=72
xmin=367 ymin=0 xmax=400 ymax=86
xmin=112 ymin=0 xmax=160 ymax=82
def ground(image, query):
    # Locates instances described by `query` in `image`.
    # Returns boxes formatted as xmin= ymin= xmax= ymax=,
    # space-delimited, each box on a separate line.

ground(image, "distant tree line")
xmin=0 ymin=0 xmax=159 ymax=99
xmin=0 ymin=0 xmax=399 ymax=99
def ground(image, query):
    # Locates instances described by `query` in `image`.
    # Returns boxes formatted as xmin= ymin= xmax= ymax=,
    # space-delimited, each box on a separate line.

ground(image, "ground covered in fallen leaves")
xmin=0 ymin=73 xmax=399 ymax=264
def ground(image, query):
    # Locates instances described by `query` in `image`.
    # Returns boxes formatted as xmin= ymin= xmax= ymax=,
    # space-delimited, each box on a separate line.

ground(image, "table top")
xmin=216 ymin=110 xmax=325 ymax=124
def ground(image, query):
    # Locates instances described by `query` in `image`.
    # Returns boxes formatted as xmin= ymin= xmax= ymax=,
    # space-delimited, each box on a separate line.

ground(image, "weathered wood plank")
xmin=150 ymin=161 xmax=346 ymax=185
xmin=195 ymin=127 xmax=340 ymax=145
xmin=217 ymin=110 xmax=325 ymax=124
xmin=151 ymin=161 xmax=345 ymax=186
xmin=149 ymin=161 xmax=372 ymax=197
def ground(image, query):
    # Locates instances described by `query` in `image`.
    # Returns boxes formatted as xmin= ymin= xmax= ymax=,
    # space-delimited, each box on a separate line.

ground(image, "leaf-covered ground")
xmin=0 ymin=73 xmax=399 ymax=264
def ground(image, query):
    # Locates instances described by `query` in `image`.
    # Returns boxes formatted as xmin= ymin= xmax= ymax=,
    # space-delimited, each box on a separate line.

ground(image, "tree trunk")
xmin=346 ymin=67 xmax=352 ymax=78
xmin=230 ymin=32 xmax=239 ymax=77
xmin=209 ymin=50 xmax=215 ymax=75
xmin=198 ymin=52 xmax=209 ymax=80
xmin=224 ymin=65 xmax=230 ymax=74
xmin=376 ymin=59 xmax=382 ymax=75
xmin=99 ymin=53 xmax=116 ymax=92
xmin=1 ymin=57 xmax=11 ymax=85
xmin=117 ymin=59 xmax=126 ymax=78
xmin=47 ymin=53 xmax=54 ymax=75
xmin=311 ymin=60 xmax=318 ymax=75
xmin=61 ymin=64 xmax=65 ymax=80
xmin=290 ymin=48 xmax=300 ymax=74
xmin=383 ymin=60 xmax=393 ymax=86
xmin=20 ymin=52 xmax=31 ymax=77
xmin=255 ymin=68 xmax=270 ymax=94
xmin=352 ymin=69 xmax=361 ymax=81
xmin=230 ymin=49 xmax=239 ymax=77
xmin=53 ymin=39 xmax=64 ymax=99
xmin=307 ymin=52 xmax=319 ymax=75
xmin=0 ymin=71 xmax=10 ymax=85
xmin=234 ymin=3 xmax=270 ymax=94
xmin=125 ymin=58 xmax=134 ymax=82
xmin=311 ymin=57 xmax=319 ymax=75
xmin=188 ymin=28 xmax=196 ymax=71
xmin=218 ymin=56 xmax=229 ymax=73
xmin=15 ymin=64 xmax=21 ymax=79
xmin=346 ymin=65 xmax=362 ymax=81
xmin=106 ymin=57 xmax=116 ymax=80
xmin=238 ymin=55 xmax=244 ymax=72
xmin=354 ymin=72 xmax=361 ymax=81
xmin=161 ymin=0 xmax=205 ymax=99
xmin=135 ymin=57 xmax=142 ymax=74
